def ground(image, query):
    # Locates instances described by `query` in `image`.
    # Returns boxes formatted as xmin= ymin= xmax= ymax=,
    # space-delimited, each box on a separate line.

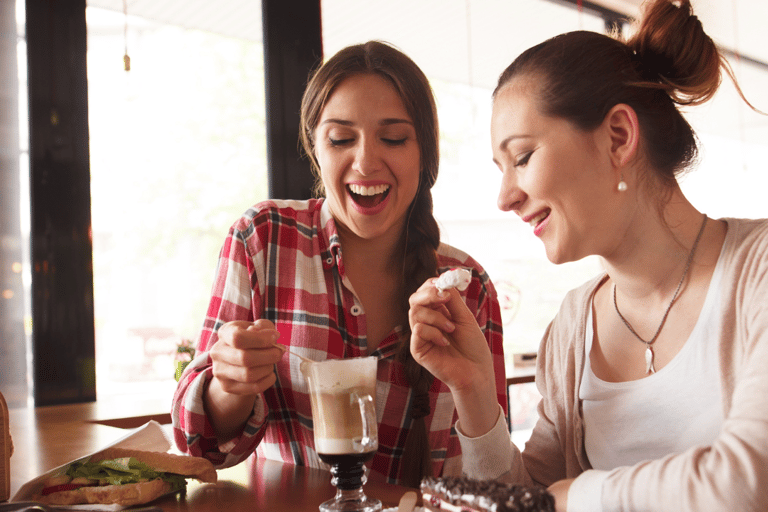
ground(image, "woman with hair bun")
xmin=172 ymin=40 xmax=507 ymax=489
xmin=408 ymin=0 xmax=767 ymax=510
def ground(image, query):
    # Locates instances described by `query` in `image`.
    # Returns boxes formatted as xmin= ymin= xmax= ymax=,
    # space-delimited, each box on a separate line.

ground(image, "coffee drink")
xmin=302 ymin=356 xmax=381 ymax=512
xmin=303 ymin=357 xmax=379 ymax=456
xmin=311 ymin=386 xmax=378 ymax=455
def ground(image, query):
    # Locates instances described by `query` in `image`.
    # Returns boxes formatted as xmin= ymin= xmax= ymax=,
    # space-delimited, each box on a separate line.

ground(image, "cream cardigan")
xmin=459 ymin=217 xmax=768 ymax=512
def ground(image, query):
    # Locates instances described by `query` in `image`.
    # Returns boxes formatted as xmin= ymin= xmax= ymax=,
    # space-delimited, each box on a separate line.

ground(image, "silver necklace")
xmin=612 ymin=214 xmax=708 ymax=374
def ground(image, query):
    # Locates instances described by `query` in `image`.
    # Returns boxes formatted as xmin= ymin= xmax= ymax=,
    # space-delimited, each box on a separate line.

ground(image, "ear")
xmin=602 ymin=103 xmax=639 ymax=168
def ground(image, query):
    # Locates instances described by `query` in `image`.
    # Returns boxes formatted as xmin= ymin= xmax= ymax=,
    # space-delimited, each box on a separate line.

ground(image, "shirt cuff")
xmin=567 ymin=469 xmax=608 ymax=512
xmin=456 ymin=404 xmax=513 ymax=480
xmin=218 ymin=393 xmax=267 ymax=454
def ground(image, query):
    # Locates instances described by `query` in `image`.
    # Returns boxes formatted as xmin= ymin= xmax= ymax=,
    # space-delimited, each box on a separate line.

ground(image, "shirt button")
xmin=325 ymin=257 xmax=333 ymax=265
xmin=351 ymin=305 xmax=362 ymax=316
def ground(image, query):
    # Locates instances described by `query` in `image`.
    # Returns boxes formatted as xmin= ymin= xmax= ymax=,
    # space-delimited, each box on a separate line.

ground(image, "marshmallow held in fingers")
xmin=435 ymin=268 xmax=472 ymax=292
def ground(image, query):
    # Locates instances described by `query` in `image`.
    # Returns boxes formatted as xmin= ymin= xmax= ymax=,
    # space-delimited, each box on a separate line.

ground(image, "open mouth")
xmin=347 ymin=183 xmax=391 ymax=209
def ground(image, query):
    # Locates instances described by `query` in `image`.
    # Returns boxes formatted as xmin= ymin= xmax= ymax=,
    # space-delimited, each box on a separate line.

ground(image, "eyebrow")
xmin=498 ymin=134 xmax=531 ymax=151
xmin=492 ymin=134 xmax=532 ymax=165
xmin=320 ymin=118 xmax=414 ymax=127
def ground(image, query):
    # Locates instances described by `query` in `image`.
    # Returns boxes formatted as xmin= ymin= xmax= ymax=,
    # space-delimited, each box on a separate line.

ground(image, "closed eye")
xmin=329 ymin=137 xmax=354 ymax=146
xmin=382 ymin=137 xmax=407 ymax=146
xmin=515 ymin=151 xmax=533 ymax=167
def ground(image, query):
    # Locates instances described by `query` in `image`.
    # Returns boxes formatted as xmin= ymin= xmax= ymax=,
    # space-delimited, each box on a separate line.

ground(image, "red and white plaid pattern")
xmin=171 ymin=198 xmax=506 ymax=485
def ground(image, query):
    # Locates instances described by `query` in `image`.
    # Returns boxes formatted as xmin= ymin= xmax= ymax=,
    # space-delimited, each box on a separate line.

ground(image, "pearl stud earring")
xmin=618 ymin=177 xmax=628 ymax=192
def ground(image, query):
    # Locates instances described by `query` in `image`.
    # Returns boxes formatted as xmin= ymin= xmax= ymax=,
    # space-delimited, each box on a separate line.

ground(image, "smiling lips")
xmin=528 ymin=210 xmax=549 ymax=227
xmin=347 ymin=183 xmax=391 ymax=213
xmin=526 ymin=209 xmax=550 ymax=236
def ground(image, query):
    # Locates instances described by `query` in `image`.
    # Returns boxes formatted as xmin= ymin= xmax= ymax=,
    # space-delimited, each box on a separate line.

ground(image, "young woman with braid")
xmin=171 ymin=41 xmax=506 ymax=488
xmin=409 ymin=0 xmax=767 ymax=510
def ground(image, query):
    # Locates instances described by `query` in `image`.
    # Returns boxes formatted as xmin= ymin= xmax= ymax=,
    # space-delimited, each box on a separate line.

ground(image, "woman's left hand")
xmin=548 ymin=479 xmax=574 ymax=512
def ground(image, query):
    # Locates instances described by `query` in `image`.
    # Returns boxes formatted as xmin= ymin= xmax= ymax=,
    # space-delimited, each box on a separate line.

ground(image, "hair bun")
xmin=628 ymin=0 xmax=721 ymax=105
xmin=631 ymin=48 xmax=674 ymax=83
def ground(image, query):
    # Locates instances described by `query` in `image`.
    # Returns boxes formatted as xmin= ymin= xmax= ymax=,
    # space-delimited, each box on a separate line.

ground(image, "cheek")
xmin=316 ymin=150 xmax=344 ymax=180
xmin=392 ymin=151 xmax=421 ymax=190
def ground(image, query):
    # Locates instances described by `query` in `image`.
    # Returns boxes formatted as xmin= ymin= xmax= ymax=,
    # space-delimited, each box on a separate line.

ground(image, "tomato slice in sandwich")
xmin=41 ymin=483 xmax=89 ymax=496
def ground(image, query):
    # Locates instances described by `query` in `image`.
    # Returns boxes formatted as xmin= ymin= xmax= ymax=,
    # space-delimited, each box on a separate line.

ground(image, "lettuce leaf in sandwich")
xmin=37 ymin=447 xmax=217 ymax=506
xmin=64 ymin=457 xmax=187 ymax=492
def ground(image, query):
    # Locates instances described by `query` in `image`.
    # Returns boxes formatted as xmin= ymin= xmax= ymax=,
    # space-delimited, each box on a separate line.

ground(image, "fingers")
xmin=210 ymin=319 xmax=284 ymax=396
xmin=407 ymin=277 xmax=495 ymax=392
xmin=211 ymin=363 xmax=278 ymax=396
xmin=408 ymin=281 xmax=462 ymax=358
xmin=408 ymin=279 xmax=453 ymax=329
xmin=410 ymin=320 xmax=452 ymax=349
xmin=409 ymin=278 xmax=479 ymax=343
xmin=219 ymin=319 xmax=280 ymax=349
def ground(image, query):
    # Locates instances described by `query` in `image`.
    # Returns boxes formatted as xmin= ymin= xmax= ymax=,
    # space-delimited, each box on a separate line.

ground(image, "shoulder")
xmin=722 ymin=217 xmax=768 ymax=247
xmin=436 ymin=242 xmax=494 ymax=287
xmin=435 ymin=242 xmax=500 ymax=308
xmin=231 ymin=198 xmax=322 ymax=233
xmin=720 ymin=218 xmax=768 ymax=273
xmin=719 ymin=218 xmax=768 ymax=299
xmin=436 ymin=242 xmax=486 ymax=272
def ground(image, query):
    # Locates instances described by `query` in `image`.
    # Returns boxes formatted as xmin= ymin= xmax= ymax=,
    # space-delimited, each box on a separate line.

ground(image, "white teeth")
xmin=348 ymin=184 xmax=390 ymax=196
xmin=528 ymin=211 xmax=549 ymax=227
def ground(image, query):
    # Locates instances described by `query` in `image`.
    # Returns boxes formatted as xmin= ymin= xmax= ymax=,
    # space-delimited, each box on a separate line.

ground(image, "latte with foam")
xmin=302 ymin=357 xmax=379 ymax=456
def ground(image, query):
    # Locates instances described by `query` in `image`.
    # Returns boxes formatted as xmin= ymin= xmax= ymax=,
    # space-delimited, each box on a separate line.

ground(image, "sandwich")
xmin=33 ymin=447 xmax=217 ymax=506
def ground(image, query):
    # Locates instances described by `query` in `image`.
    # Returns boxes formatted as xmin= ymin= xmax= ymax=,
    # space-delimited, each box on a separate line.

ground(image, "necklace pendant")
xmin=645 ymin=346 xmax=656 ymax=374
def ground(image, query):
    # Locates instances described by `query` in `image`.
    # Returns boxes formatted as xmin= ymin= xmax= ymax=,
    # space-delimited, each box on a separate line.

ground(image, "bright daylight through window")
xmin=86 ymin=5 xmax=267 ymax=401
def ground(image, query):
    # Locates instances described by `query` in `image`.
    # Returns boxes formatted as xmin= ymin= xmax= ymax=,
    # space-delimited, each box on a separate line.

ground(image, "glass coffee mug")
xmin=302 ymin=356 xmax=382 ymax=512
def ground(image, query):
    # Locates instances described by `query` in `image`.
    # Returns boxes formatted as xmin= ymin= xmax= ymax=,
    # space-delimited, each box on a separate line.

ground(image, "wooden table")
xmin=6 ymin=401 xmax=412 ymax=511
xmin=159 ymin=458 xmax=409 ymax=511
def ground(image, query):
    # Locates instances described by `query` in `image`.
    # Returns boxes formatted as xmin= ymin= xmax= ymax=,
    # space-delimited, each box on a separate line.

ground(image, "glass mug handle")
xmin=351 ymin=392 xmax=378 ymax=453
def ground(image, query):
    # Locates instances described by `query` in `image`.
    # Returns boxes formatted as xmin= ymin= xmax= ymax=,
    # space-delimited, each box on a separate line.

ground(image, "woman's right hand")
xmin=408 ymin=279 xmax=500 ymax=437
xmin=408 ymin=279 xmax=494 ymax=390
xmin=204 ymin=319 xmax=284 ymax=440
xmin=209 ymin=319 xmax=284 ymax=396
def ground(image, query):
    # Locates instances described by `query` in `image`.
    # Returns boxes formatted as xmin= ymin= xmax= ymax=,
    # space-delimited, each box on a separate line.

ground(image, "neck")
xmin=336 ymin=222 xmax=405 ymax=275
xmin=603 ymin=195 xmax=707 ymax=303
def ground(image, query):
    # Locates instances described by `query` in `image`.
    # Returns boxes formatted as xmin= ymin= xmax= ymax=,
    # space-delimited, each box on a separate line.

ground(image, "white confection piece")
xmin=435 ymin=268 xmax=472 ymax=292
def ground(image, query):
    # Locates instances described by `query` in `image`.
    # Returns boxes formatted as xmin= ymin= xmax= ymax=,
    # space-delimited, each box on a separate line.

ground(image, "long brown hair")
xmin=299 ymin=41 xmax=440 ymax=487
xmin=494 ymin=0 xmax=757 ymax=195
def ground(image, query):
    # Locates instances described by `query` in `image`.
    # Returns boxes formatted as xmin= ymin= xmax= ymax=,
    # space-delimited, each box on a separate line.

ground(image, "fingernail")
xmin=444 ymin=321 xmax=455 ymax=332
xmin=440 ymin=335 xmax=451 ymax=346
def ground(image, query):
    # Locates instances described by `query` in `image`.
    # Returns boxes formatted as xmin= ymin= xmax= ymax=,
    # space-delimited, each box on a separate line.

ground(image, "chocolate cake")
xmin=420 ymin=476 xmax=555 ymax=512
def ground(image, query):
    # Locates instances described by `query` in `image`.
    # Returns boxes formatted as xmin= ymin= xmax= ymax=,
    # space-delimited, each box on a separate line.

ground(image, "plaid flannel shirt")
xmin=172 ymin=198 xmax=507 ymax=485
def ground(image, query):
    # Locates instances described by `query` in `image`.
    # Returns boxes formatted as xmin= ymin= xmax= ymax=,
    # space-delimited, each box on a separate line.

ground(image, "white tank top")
xmin=579 ymin=262 xmax=725 ymax=471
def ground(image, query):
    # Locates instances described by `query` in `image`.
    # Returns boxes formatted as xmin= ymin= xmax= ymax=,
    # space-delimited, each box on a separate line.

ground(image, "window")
xmin=0 ymin=0 xmax=30 ymax=408
xmin=86 ymin=5 xmax=267 ymax=400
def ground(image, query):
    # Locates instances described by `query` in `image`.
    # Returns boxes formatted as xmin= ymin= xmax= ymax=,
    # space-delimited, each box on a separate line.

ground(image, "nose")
xmin=352 ymin=137 xmax=380 ymax=176
xmin=497 ymin=167 xmax=525 ymax=213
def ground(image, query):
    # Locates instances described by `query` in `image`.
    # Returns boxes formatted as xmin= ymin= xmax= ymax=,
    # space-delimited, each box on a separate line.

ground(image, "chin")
xmin=543 ymin=245 xmax=572 ymax=266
